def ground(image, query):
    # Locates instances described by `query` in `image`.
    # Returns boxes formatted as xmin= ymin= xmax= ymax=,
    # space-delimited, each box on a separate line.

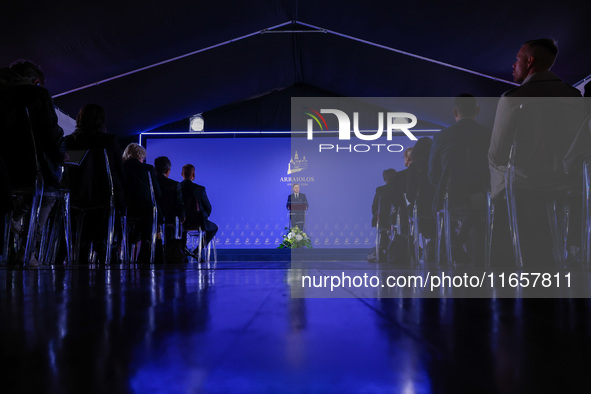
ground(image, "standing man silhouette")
xmin=286 ymin=183 xmax=308 ymax=231
xmin=488 ymin=38 xmax=584 ymax=267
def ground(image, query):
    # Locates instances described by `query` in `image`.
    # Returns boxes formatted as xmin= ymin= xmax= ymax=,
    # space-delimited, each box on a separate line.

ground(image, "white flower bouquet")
xmin=278 ymin=226 xmax=312 ymax=249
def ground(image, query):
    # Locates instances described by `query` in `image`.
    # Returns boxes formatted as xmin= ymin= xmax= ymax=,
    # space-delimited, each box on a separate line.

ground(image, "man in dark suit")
xmin=429 ymin=94 xmax=491 ymax=212
xmin=488 ymin=39 xmax=584 ymax=266
xmin=286 ymin=183 xmax=309 ymax=231
xmin=154 ymin=156 xmax=185 ymax=228
xmin=371 ymin=169 xmax=397 ymax=261
xmin=372 ymin=169 xmax=398 ymax=227
xmin=154 ymin=156 xmax=186 ymax=261
xmin=428 ymin=94 xmax=491 ymax=263
xmin=489 ymin=39 xmax=583 ymax=200
xmin=180 ymin=164 xmax=218 ymax=255
xmin=392 ymin=147 xmax=412 ymax=234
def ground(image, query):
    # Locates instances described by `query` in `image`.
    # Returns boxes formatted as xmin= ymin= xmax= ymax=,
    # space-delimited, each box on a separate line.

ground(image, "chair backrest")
xmin=104 ymin=149 xmax=115 ymax=199
xmin=64 ymin=147 xmax=112 ymax=208
xmin=0 ymin=155 xmax=12 ymax=214
xmin=508 ymin=98 xmax=585 ymax=190
xmin=564 ymin=115 xmax=591 ymax=175
xmin=181 ymin=183 xmax=205 ymax=229
xmin=0 ymin=103 xmax=42 ymax=193
xmin=443 ymin=135 xmax=489 ymax=202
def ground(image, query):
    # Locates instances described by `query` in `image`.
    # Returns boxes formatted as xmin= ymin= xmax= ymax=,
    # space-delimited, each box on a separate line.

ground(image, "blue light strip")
xmin=53 ymin=21 xmax=294 ymax=98
xmin=139 ymin=131 xmax=295 ymax=146
xmin=53 ymin=19 xmax=520 ymax=99
xmin=138 ymin=129 xmax=441 ymax=147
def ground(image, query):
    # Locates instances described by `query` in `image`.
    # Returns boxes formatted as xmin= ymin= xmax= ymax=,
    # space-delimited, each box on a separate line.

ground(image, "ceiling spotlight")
xmin=190 ymin=114 xmax=204 ymax=132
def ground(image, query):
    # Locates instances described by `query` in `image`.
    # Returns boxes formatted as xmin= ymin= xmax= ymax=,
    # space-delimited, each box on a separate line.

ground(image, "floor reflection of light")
xmin=150 ymin=270 xmax=157 ymax=306
xmin=120 ymin=270 xmax=128 ymax=320
xmin=410 ymin=297 xmax=422 ymax=325
xmin=490 ymin=297 xmax=499 ymax=351
xmin=59 ymin=298 xmax=68 ymax=339
xmin=402 ymin=379 xmax=416 ymax=394
xmin=130 ymin=354 xmax=208 ymax=394
xmin=10 ymin=270 xmax=18 ymax=297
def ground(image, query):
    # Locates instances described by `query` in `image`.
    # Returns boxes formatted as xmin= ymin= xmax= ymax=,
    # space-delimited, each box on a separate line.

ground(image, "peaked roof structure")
xmin=2 ymin=1 xmax=590 ymax=136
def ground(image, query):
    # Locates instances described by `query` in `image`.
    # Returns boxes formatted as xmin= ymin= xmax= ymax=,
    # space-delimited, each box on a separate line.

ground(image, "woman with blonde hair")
xmin=122 ymin=143 xmax=161 ymax=261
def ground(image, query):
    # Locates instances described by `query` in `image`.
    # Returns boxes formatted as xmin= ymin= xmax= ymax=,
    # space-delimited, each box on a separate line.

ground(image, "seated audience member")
xmin=369 ymin=149 xmax=412 ymax=264
xmin=406 ymin=137 xmax=436 ymax=260
xmin=370 ymin=168 xmax=397 ymax=262
xmin=154 ymin=156 xmax=186 ymax=261
xmin=488 ymin=38 xmax=585 ymax=266
xmin=0 ymin=60 xmax=65 ymax=267
xmin=64 ymin=104 xmax=125 ymax=261
xmin=428 ymin=94 xmax=491 ymax=264
xmin=179 ymin=164 xmax=218 ymax=258
xmin=122 ymin=143 xmax=161 ymax=261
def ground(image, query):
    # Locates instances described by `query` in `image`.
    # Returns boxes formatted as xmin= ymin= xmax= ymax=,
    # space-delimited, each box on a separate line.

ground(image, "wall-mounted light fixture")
xmin=189 ymin=114 xmax=204 ymax=132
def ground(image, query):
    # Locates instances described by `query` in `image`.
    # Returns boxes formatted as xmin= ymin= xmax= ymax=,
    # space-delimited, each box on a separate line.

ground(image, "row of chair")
xmin=380 ymin=102 xmax=590 ymax=269
xmin=1 ymin=145 xmax=216 ymax=266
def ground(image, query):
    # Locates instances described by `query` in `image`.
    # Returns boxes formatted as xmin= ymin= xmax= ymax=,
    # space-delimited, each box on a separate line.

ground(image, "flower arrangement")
xmin=278 ymin=226 xmax=312 ymax=249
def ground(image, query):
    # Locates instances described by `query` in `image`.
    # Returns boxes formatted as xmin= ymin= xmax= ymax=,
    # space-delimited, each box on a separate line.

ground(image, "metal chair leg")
xmin=443 ymin=195 xmax=452 ymax=267
xmin=2 ymin=212 xmax=11 ymax=264
xmin=62 ymin=191 xmax=73 ymax=265
xmin=436 ymin=210 xmax=443 ymax=265
xmin=485 ymin=192 xmax=494 ymax=268
xmin=24 ymin=189 xmax=43 ymax=267
xmin=120 ymin=215 xmax=129 ymax=263
xmin=105 ymin=197 xmax=116 ymax=265
xmin=505 ymin=167 xmax=523 ymax=269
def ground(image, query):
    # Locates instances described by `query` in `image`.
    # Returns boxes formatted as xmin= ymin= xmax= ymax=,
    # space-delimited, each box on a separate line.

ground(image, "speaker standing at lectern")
xmin=286 ymin=183 xmax=309 ymax=231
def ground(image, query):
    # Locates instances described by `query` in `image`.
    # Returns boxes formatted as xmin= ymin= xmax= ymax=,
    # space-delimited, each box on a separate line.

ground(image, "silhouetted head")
xmin=123 ymin=143 xmax=146 ymax=163
xmin=154 ymin=156 xmax=172 ymax=176
xmin=75 ymin=104 xmax=106 ymax=135
xmin=382 ymin=168 xmax=397 ymax=184
xmin=512 ymin=39 xmax=558 ymax=83
xmin=182 ymin=164 xmax=195 ymax=180
xmin=454 ymin=93 xmax=479 ymax=121
xmin=9 ymin=59 xmax=45 ymax=87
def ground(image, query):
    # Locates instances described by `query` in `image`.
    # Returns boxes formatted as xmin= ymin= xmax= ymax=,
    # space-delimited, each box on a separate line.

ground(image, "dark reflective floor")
xmin=1 ymin=262 xmax=591 ymax=393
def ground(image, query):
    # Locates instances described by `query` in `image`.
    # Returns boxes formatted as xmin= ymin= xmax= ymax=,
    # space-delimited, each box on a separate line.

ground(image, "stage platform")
xmin=216 ymin=248 xmax=370 ymax=261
